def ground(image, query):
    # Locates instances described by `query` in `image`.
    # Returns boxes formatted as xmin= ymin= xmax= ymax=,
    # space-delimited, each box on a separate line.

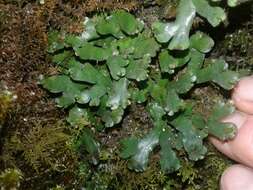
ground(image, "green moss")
xmin=81 ymin=156 xmax=168 ymax=190
xmin=199 ymin=143 xmax=232 ymax=190
xmin=221 ymin=25 xmax=253 ymax=70
xmin=0 ymin=91 xmax=14 ymax=128
xmin=0 ymin=168 xmax=23 ymax=190
xmin=177 ymin=160 xmax=198 ymax=186
xmin=224 ymin=29 xmax=252 ymax=55
xmin=1 ymin=122 xmax=75 ymax=173
xmin=78 ymin=146 xmax=231 ymax=190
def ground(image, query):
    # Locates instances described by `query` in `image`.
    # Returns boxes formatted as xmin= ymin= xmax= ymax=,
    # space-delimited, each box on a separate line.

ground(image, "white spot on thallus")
xmin=81 ymin=32 xmax=90 ymax=40
xmin=106 ymin=15 xmax=113 ymax=20
xmin=224 ymin=63 xmax=229 ymax=70
xmin=169 ymin=64 xmax=176 ymax=69
xmin=112 ymin=50 xmax=119 ymax=56
xmin=191 ymin=75 xmax=197 ymax=82
xmin=168 ymin=111 xmax=174 ymax=116
xmin=233 ymin=75 xmax=239 ymax=81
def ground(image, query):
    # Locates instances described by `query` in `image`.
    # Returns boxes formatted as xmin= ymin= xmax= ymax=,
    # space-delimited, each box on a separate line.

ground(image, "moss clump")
xmin=1 ymin=122 xmax=74 ymax=171
xmin=0 ymin=91 xmax=14 ymax=127
xmin=0 ymin=168 xmax=23 ymax=190
xmin=77 ymin=148 xmax=230 ymax=190
xmin=218 ymin=23 xmax=253 ymax=71
xmin=79 ymin=156 xmax=169 ymax=190
xmin=197 ymin=143 xmax=233 ymax=190
xmin=224 ymin=29 xmax=252 ymax=55
xmin=0 ymin=121 xmax=81 ymax=189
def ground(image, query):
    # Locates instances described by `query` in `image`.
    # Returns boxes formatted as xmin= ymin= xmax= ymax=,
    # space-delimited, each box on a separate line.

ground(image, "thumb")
xmin=220 ymin=164 xmax=253 ymax=190
xmin=210 ymin=112 xmax=253 ymax=168
xmin=233 ymin=76 xmax=253 ymax=114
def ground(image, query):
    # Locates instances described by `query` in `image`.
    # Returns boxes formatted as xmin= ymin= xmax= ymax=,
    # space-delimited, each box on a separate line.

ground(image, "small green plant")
xmin=42 ymin=0 xmax=242 ymax=173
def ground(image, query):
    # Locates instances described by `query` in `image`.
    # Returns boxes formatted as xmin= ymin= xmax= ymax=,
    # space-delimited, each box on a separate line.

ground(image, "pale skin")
xmin=210 ymin=76 xmax=253 ymax=190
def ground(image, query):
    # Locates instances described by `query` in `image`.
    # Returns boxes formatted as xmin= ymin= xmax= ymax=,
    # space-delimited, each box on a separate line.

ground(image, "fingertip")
xmin=209 ymin=136 xmax=235 ymax=160
xmin=233 ymin=76 xmax=253 ymax=100
xmin=209 ymin=112 xmax=247 ymax=161
xmin=221 ymin=111 xmax=248 ymax=130
xmin=232 ymin=95 xmax=253 ymax=114
xmin=230 ymin=116 xmax=253 ymax=168
xmin=232 ymin=76 xmax=253 ymax=114
xmin=220 ymin=164 xmax=253 ymax=190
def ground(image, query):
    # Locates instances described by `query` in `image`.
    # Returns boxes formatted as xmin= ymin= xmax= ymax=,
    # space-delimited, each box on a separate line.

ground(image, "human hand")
xmin=210 ymin=76 xmax=253 ymax=190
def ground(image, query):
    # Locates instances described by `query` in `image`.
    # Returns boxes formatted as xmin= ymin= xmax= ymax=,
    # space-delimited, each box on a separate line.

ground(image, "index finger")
xmin=232 ymin=76 xmax=253 ymax=115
